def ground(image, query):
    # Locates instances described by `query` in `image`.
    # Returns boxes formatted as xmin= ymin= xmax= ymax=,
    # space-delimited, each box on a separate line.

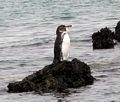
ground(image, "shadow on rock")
xmin=7 ymin=58 xmax=94 ymax=94
xmin=92 ymin=27 xmax=115 ymax=49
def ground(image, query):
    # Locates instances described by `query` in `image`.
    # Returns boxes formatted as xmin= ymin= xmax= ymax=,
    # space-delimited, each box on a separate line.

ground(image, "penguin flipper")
xmin=53 ymin=37 xmax=62 ymax=64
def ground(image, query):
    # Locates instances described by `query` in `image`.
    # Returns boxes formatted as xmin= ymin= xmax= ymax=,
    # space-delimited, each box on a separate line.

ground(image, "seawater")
xmin=0 ymin=0 xmax=120 ymax=102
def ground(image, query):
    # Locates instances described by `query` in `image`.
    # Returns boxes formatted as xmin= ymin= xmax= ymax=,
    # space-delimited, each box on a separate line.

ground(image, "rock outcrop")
xmin=115 ymin=21 xmax=120 ymax=41
xmin=7 ymin=58 xmax=94 ymax=93
xmin=92 ymin=27 xmax=115 ymax=49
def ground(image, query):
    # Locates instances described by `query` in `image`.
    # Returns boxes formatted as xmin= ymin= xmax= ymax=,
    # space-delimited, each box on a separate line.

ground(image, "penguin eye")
xmin=59 ymin=27 xmax=66 ymax=32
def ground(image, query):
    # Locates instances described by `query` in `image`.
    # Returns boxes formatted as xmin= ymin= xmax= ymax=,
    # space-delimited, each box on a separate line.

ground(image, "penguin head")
xmin=56 ymin=25 xmax=72 ymax=36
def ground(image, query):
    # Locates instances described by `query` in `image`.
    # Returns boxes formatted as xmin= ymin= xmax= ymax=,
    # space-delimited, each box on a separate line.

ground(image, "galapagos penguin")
xmin=53 ymin=25 xmax=72 ymax=64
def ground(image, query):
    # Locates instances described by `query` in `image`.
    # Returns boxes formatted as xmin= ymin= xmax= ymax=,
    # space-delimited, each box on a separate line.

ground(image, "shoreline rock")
xmin=7 ymin=58 xmax=94 ymax=93
xmin=92 ymin=27 xmax=115 ymax=49
xmin=115 ymin=21 xmax=120 ymax=41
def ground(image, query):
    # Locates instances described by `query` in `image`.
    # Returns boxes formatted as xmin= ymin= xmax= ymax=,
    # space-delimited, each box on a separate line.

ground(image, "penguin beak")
xmin=65 ymin=25 xmax=72 ymax=28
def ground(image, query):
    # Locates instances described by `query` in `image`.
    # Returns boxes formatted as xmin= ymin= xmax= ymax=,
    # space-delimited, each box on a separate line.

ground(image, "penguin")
xmin=53 ymin=25 xmax=72 ymax=64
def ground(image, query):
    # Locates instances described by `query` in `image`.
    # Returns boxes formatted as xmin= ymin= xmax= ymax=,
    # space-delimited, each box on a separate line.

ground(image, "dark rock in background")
xmin=115 ymin=21 xmax=120 ymax=41
xmin=92 ymin=27 xmax=115 ymax=49
xmin=7 ymin=58 xmax=94 ymax=93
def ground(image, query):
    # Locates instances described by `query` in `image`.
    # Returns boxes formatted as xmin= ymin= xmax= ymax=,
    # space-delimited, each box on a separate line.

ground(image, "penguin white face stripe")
xmin=61 ymin=31 xmax=67 ymax=38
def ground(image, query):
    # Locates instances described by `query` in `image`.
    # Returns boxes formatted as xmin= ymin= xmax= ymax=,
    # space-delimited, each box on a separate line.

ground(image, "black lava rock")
xmin=7 ymin=58 xmax=94 ymax=93
xmin=92 ymin=27 xmax=115 ymax=49
xmin=115 ymin=21 xmax=120 ymax=41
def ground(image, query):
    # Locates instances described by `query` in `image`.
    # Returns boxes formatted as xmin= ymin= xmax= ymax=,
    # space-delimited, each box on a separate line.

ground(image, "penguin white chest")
xmin=61 ymin=33 xmax=70 ymax=60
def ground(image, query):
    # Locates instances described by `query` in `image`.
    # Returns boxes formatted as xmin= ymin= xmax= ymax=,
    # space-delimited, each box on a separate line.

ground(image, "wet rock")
xmin=115 ymin=21 xmax=120 ymax=41
xmin=7 ymin=58 xmax=94 ymax=93
xmin=92 ymin=27 xmax=115 ymax=49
